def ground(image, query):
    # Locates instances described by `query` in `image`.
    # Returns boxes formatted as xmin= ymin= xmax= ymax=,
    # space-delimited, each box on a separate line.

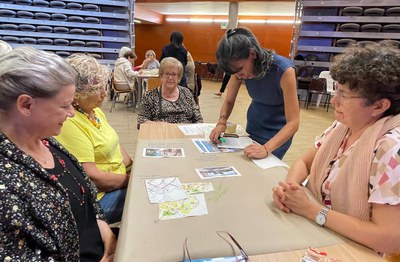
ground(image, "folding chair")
xmin=110 ymin=76 xmax=137 ymax=112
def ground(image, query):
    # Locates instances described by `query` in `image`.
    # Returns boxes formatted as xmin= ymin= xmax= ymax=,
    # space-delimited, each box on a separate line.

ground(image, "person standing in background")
xmin=215 ymin=73 xmax=231 ymax=96
xmin=160 ymin=31 xmax=188 ymax=87
xmin=185 ymin=51 xmax=196 ymax=93
xmin=209 ymin=28 xmax=299 ymax=160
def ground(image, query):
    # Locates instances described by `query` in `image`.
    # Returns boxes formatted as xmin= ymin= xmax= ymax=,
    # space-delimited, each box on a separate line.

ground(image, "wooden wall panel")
xmin=134 ymin=21 xmax=293 ymax=66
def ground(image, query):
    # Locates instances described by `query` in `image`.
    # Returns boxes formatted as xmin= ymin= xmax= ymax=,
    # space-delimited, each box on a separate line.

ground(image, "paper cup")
xmin=225 ymin=121 xmax=237 ymax=134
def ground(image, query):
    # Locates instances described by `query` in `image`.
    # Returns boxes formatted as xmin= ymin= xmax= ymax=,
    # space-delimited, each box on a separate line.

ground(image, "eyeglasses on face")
xmin=333 ymin=89 xmax=364 ymax=100
xmin=162 ymin=73 xmax=179 ymax=79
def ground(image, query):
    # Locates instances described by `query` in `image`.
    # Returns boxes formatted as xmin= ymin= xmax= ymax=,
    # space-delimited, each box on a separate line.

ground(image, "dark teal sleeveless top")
xmin=245 ymin=54 xmax=293 ymax=159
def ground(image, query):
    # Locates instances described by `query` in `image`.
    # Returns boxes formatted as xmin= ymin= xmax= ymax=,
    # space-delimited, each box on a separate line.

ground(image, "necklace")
xmin=73 ymin=103 xmax=102 ymax=130
xmin=43 ymin=140 xmax=86 ymax=206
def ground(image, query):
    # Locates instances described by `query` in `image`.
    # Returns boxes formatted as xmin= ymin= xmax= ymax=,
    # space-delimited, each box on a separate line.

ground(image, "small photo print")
xmin=143 ymin=148 xmax=185 ymax=158
xmin=195 ymin=166 xmax=241 ymax=179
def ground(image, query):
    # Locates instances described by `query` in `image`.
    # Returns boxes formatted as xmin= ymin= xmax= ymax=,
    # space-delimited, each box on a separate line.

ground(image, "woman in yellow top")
xmin=56 ymin=54 xmax=133 ymax=224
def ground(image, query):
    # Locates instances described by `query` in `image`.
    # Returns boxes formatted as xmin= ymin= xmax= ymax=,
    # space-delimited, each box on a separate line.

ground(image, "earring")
xmin=26 ymin=111 xmax=30 ymax=116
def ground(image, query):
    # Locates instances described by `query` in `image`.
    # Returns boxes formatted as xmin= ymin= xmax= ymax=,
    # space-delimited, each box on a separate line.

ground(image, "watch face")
xmin=316 ymin=214 xmax=326 ymax=226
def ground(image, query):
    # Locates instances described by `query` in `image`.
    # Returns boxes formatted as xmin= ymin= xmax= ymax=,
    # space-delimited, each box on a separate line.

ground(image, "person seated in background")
xmin=139 ymin=49 xmax=160 ymax=70
xmin=56 ymin=54 xmax=133 ymax=224
xmin=0 ymin=40 xmax=12 ymax=56
xmin=114 ymin=47 xmax=138 ymax=106
xmin=273 ymin=42 xmax=400 ymax=257
xmin=0 ymin=47 xmax=115 ymax=261
xmin=138 ymin=57 xmax=203 ymax=128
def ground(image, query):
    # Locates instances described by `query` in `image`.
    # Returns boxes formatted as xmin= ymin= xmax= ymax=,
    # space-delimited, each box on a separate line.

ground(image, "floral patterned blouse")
xmin=138 ymin=85 xmax=203 ymax=127
xmin=315 ymin=121 xmax=400 ymax=208
xmin=0 ymin=132 xmax=105 ymax=261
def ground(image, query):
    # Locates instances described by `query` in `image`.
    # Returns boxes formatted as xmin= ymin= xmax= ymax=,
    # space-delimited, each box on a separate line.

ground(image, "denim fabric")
xmin=99 ymin=188 xmax=127 ymax=224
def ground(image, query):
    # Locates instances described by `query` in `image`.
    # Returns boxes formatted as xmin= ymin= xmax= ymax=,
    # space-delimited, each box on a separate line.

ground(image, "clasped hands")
xmin=272 ymin=181 xmax=314 ymax=217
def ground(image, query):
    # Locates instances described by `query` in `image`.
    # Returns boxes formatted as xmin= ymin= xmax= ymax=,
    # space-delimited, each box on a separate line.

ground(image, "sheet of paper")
xmin=252 ymin=154 xmax=289 ymax=169
xmin=217 ymin=136 xmax=254 ymax=149
xmin=178 ymin=123 xmax=215 ymax=136
xmin=143 ymin=147 xmax=185 ymax=158
xmin=145 ymin=177 xmax=187 ymax=204
xmin=158 ymin=194 xmax=208 ymax=220
xmin=182 ymin=182 xmax=214 ymax=194
xmin=192 ymin=139 xmax=241 ymax=154
xmin=196 ymin=166 xmax=241 ymax=179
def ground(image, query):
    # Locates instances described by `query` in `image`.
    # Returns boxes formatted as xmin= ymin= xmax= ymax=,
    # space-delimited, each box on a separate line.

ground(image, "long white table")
xmin=115 ymin=122 xmax=381 ymax=261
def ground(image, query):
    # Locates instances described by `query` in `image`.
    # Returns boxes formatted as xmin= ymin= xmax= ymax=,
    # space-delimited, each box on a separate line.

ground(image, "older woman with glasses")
xmin=273 ymin=42 xmax=400 ymax=257
xmin=209 ymin=27 xmax=299 ymax=160
xmin=138 ymin=57 xmax=203 ymax=128
xmin=56 ymin=54 xmax=132 ymax=225
xmin=0 ymin=47 xmax=115 ymax=261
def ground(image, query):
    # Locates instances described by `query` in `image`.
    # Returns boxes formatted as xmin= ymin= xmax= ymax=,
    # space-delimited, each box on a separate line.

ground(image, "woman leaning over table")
xmin=0 ymin=47 xmax=115 ymax=261
xmin=56 ymin=54 xmax=132 ymax=224
xmin=273 ymin=42 xmax=400 ymax=256
xmin=138 ymin=57 xmax=203 ymax=128
xmin=209 ymin=28 xmax=299 ymax=160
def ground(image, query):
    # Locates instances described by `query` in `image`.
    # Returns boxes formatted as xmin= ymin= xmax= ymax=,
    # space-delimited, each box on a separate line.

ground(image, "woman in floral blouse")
xmin=0 ymin=47 xmax=115 ymax=261
xmin=138 ymin=57 xmax=203 ymax=128
xmin=272 ymin=41 xmax=400 ymax=257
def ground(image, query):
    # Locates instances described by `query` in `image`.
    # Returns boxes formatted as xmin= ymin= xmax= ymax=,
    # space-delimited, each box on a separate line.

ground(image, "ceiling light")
xmin=166 ymin=18 xmax=189 ymax=22
xmin=134 ymin=19 xmax=142 ymax=24
xmin=266 ymin=20 xmax=295 ymax=24
xmin=213 ymin=19 xmax=228 ymax=23
xmin=189 ymin=18 xmax=213 ymax=23
xmin=239 ymin=19 xmax=266 ymax=24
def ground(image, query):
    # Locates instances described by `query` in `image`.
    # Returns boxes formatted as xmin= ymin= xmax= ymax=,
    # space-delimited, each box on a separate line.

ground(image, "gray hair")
xmin=0 ymin=47 xmax=77 ymax=113
xmin=216 ymin=27 xmax=274 ymax=80
xmin=159 ymin=57 xmax=183 ymax=82
xmin=119 ymin=46 xmax=132 ymax=57
xmin=65 ymin=54 xmax=109 ymax=99
xmin=0 ymin=40 xmax=12 ymax=56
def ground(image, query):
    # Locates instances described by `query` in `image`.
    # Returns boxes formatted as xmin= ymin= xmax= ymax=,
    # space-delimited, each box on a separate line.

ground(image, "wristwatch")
xmin=315 ymin=207 xmax=329 ymax=226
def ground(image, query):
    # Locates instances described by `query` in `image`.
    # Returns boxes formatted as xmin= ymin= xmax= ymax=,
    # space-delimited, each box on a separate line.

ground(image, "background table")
xmin=115 ymin=122 xmax=381 ymax=261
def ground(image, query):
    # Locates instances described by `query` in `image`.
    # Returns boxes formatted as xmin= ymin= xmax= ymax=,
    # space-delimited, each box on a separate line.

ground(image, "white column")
xmin=227 ymin=2 xmax=239 ymax=29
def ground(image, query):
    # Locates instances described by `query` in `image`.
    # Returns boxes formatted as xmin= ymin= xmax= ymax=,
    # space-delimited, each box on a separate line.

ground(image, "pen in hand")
xmin=218 ymin=135 xmax=226 ymax=143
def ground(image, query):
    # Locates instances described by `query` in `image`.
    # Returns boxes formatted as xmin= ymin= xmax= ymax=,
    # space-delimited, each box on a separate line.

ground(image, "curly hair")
xmin=216 ymin=27 xmax=274 ymax=80
xmin=330 ymin=41 xmax=400 ymax=116
xmin=65 ymin=54 xmax=110 ymax=99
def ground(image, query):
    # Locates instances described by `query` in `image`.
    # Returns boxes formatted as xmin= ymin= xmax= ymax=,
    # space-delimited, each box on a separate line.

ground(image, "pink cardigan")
xmin=307 ymin=114 xmax=400 ymax=220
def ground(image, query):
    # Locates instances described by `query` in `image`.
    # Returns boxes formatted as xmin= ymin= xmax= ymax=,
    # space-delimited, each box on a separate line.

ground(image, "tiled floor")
xmin=103 ymin=80 xmax=335 ymax=165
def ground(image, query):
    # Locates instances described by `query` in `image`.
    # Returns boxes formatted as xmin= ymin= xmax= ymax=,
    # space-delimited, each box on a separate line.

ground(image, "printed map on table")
xmin=159 ymin=194 xmax=208 ymax=220
xmin=182 ymin=182 xmax=214 ymax=194
xmin=145 ymin=177 xmax=187 ymax=204
xmin=192 ymin=139 xmax=241 ymax=154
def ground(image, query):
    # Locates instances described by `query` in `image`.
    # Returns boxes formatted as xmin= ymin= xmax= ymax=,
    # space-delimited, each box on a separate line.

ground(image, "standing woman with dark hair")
xmin=209 ymin=28 xmax=299 ymax=159
xmin=160 ymin=31 xmax=188 ymax=87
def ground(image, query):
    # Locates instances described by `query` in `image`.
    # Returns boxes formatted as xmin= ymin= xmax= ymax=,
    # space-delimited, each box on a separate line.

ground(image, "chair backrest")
xmin=297 ymin=66 xmax=313 ymax=78
xmin=147 ymin=77 xmax=160 ymax=91
xmin=112 ymin=75 xmax=132 ymax=93
xmin=318 ymin=71 xmax=335 ymax=93
xmin=309 ymin=77 xmax=327 ymax=92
